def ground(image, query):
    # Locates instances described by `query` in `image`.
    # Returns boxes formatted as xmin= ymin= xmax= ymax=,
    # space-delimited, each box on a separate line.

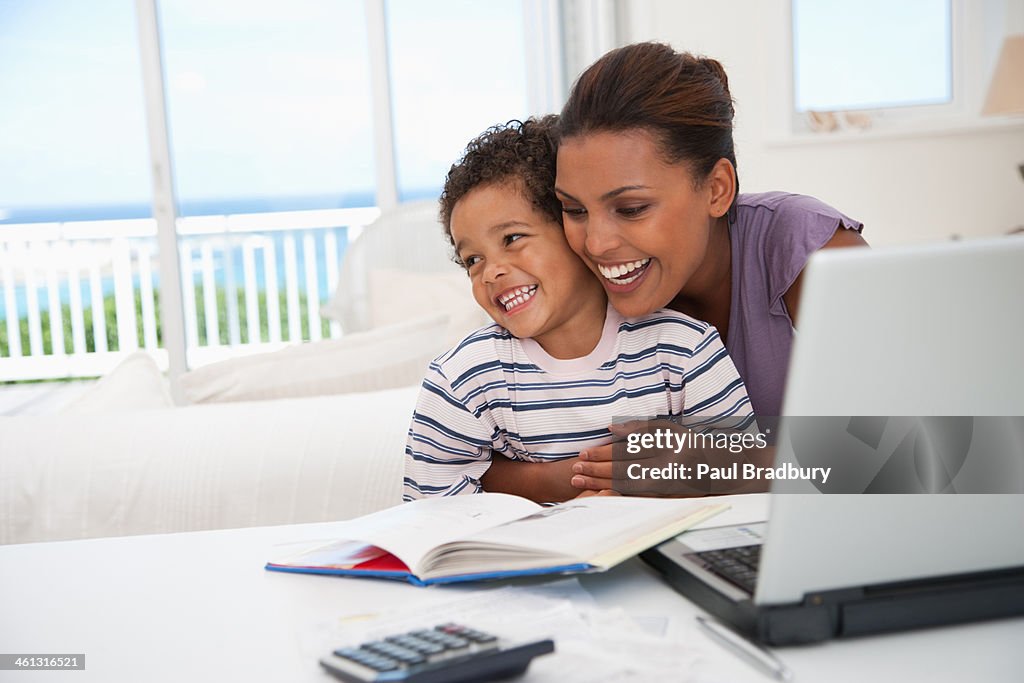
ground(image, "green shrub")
xmin=0 ymin=285 xmax=331 ymax=358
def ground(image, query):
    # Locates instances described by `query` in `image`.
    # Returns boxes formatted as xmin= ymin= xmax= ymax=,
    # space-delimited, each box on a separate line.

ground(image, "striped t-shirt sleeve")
xmin=403 ymin=361 xmax=493 ymax=501
xmin=680 ymin=325 xmax=753 ymax=428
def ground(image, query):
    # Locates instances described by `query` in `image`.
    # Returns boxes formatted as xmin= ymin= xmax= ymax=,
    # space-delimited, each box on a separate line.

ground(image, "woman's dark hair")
xmin=559 ymin=42 xmax=738 ymax=195
xmin=439 ymin=116 xmax=562 ymax=251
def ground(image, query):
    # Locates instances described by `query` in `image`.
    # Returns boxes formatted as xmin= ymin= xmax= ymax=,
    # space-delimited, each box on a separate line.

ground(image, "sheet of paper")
xmin=297 ymin=580 xmax=706 ymax=681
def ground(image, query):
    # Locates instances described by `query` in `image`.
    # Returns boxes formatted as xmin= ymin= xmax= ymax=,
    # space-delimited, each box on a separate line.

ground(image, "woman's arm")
xmin=480 ymin=452 xmax=580 ymax=503
xmin=782 ymin=225 xmax=868 ymax=327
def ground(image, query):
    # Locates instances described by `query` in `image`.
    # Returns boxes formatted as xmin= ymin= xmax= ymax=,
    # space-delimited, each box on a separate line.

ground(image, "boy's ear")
xmin=707 ymin=158 xmax=737 ymax=219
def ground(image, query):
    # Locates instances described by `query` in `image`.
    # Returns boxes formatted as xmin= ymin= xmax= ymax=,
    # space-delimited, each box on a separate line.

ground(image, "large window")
xmin=386 ymin=0 xmax=530 ymax=201
xmin=787 ymin=0 xmax=1012 ymax=136
xmin=0 ymin=0 xmax=151 ymax=219
xmin=0 ymin=0 xmax=563 ymax=380
xmin=158 ymin=0 xmax=377 ymax=214
xmin=793 ymin=0 xmax=952 ymax=113
xmin=0 ymin=1 xmax=156 ymax=370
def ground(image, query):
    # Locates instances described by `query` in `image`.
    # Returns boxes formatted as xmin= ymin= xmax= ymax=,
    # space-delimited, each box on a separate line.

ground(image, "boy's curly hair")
xmin=439 ymin=116 xmax=562 ymax=253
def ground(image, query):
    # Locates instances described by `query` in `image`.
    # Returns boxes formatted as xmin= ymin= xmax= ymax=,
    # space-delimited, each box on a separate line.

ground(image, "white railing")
xmin=0 ymin=207 xmax=380 ymax=381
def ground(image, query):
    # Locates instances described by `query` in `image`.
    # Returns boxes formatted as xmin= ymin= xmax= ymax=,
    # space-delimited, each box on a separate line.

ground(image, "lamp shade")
xmin=983 ymin=34 xmax=1024 ymax=115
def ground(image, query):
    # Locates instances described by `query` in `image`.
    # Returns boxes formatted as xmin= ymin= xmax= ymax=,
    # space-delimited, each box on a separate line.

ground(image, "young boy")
xmin=403 ymin=117 xmax=751 ymax=501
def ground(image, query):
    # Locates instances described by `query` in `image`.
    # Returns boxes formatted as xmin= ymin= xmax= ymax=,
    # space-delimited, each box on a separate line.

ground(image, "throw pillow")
xmin=176 ymin=313 xmax=449 ymax=404
xmin=60 ymin=351 xmax=174 ymax=414
xmin=369 ymin=268 xmax=491 ymax=348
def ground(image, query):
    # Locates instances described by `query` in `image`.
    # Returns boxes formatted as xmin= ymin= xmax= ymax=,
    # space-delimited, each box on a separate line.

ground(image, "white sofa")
xmin=0 ymin=204 xmax=491 ymax=546
xmin=0 ymin=386 xmax=419 ymax=545
xmin=0 ymin=314 xmax=452 ymax=545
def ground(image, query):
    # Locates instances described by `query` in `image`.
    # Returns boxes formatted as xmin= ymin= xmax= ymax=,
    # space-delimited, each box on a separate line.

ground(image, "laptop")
xmin=641 ymin=236 xmax=1024 ymax=645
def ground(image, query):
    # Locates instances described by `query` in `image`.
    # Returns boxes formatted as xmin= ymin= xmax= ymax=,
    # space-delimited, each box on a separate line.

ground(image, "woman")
xmin=483 ymin=42 xmax=867 ymax=500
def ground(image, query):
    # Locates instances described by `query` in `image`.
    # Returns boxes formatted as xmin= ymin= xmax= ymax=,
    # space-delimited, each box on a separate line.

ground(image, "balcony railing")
xmin=0 ymin=207 xmax=380 ymax=381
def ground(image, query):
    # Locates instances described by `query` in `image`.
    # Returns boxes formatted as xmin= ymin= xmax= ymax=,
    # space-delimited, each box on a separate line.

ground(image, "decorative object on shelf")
xmin=983 ymin=34 xmax=1024 ymax=116
xmin=984 ymin=33 xmax=1024 ymax=214
xmin=841 ymin=111 xmax=872 ymax=131
xmin=806 ymin=110 xmax=872 ymax=134
xmin=806 ymin=110 xmax=838 ymax=133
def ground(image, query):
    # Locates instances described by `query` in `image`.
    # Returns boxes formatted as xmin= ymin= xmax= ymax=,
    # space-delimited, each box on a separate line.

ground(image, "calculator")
xmin=319 ymin=623 xmax=554 ymax=683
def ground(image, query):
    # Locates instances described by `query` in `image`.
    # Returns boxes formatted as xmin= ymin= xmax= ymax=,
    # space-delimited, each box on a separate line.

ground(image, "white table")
xmin=1 ymin=494 xmax=1020 ymax=682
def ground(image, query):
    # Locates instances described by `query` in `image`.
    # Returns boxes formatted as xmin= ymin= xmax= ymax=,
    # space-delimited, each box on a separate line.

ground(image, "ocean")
xmin=0 ymin=193 xmax=379 ymax=224
xmin=0 ymin=191 xmax=437 ymax=319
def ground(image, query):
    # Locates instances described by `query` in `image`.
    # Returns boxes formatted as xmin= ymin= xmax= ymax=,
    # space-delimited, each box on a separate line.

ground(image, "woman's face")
xmin=555 ymin=128 xmax=725 ymax=317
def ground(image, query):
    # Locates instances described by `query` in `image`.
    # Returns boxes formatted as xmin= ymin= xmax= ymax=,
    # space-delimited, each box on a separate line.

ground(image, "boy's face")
xmin=450 ymin=181 xmax=605 ymax=352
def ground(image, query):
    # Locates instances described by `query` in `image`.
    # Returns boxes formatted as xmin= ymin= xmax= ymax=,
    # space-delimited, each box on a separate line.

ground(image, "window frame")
xmin=790 ymin=0 xmax=956 ymax=126
xmin=770 ymin=0 xmax=1019 ymax=143
xmin=133 ymin=0 xmax=567 ymax=380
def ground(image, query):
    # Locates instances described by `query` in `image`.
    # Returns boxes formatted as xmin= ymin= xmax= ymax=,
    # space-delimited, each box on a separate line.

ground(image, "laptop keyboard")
xmin=696 ymin=544 xmax=762 ymax=594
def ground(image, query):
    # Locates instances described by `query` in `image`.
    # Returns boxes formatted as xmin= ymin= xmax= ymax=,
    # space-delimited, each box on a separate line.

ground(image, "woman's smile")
xmin=596 ymin=257 xmax=651 ymax=285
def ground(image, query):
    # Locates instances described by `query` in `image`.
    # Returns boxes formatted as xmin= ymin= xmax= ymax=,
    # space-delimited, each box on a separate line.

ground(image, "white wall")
xmin=616 ymin=0 xmax=1024 ymax=246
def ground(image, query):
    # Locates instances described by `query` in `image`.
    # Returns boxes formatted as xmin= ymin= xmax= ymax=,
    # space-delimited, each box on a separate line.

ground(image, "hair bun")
xmin=559 ymin=41 xmax=738 ymax=198
xmin=698 ymin=56 xmax=730 ymax=95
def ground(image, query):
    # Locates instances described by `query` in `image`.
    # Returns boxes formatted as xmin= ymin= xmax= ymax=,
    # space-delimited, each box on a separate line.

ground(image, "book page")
xmin=458 ymin=497 xmax=727 ymax=569
xmin=271 ymin=493 xmax=540 ymax=574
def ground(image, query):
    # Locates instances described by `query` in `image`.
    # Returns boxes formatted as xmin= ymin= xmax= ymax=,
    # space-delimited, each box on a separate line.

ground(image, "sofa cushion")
xmin=368 ymin=269 xmax=491 ymax=348
xmin=61 ymin=351 xmax=174 ymax=414
xmin=0 ymin=386 xmax=418 ymax=544
xmin=177 ymin=314 xmax=447 ymax=404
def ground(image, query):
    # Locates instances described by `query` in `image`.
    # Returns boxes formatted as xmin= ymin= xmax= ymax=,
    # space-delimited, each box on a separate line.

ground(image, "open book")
xmin=265 ymin=493 xmax=727 ymax=586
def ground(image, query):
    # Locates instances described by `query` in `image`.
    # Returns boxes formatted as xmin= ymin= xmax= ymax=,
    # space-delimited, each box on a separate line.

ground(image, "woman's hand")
xmin=570 ymin=420 xmax=774 ymax=496
xmin=570 ymin=421 xmax=679 ymax=494
xmin=570 ymin=442 xmax=616 ymax=491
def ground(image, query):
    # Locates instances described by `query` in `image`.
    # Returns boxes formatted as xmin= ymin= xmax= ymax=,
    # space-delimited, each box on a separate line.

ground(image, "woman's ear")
xmin=707 ymin=157 xmax=737 ymax=219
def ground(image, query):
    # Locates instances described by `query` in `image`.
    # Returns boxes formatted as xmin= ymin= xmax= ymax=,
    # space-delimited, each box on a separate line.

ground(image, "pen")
xmin=696 ymin=615 xmax=792 ymax=681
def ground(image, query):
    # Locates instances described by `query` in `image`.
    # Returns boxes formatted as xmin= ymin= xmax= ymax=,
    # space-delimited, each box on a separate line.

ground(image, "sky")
xmin=0 ymin=0 xmax=529 ymax=216
xmin=0 ymin=0 xmax=152 ymax=209
xmin=793 ymin=0 xmax=951 ymax=111
xmin=0 ymin=0 xmax=957 ymax=218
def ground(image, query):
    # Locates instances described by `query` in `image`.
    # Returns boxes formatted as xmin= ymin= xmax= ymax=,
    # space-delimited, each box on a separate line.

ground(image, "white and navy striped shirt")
xmin=403 ymin=305 xmax=751 ymax=500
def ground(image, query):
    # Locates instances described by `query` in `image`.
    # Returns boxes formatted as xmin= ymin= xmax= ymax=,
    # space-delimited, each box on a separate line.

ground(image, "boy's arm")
xmin=480 ymin=452 xmax=580 ymax=503
xmin=569 ymin=324 xmax=770 ymax=496
xmin=403 ymin=367 xmax=491 ymax=501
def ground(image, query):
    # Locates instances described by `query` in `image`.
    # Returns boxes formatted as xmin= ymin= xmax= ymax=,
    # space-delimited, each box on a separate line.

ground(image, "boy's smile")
xmin=496 ymin=284 xmax=538 ymax=313
xmin=450 ymin=181 xmax=607 ymax=359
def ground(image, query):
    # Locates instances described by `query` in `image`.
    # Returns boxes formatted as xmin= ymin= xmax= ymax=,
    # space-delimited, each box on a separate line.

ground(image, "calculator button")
xmin=366 ymin=659 xmax=399 ymax=672
xmin=390 ymin=651 xmax=425 ymax=666
xmin=363 ymin=643 xmax=420 ymax=663
xmin=462 ymin=629 xmax=498 ymax=644
xmin=411 ymin=630 xmax=467 ymax=650
xmin=410 ymin=629 xmax=445 ymax=642
xmin=335 ymin=647 xmax=400 ymax=673
xmin=438 ymin=635 xmax=470 ymax=649
xmin=387 ymin=635 xmax=444 ymax=655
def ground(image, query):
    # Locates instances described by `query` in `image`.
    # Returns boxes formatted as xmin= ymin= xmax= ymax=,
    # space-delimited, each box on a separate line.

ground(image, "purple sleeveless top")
xmin=726 ymin=192 xmax=863 ymax=417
